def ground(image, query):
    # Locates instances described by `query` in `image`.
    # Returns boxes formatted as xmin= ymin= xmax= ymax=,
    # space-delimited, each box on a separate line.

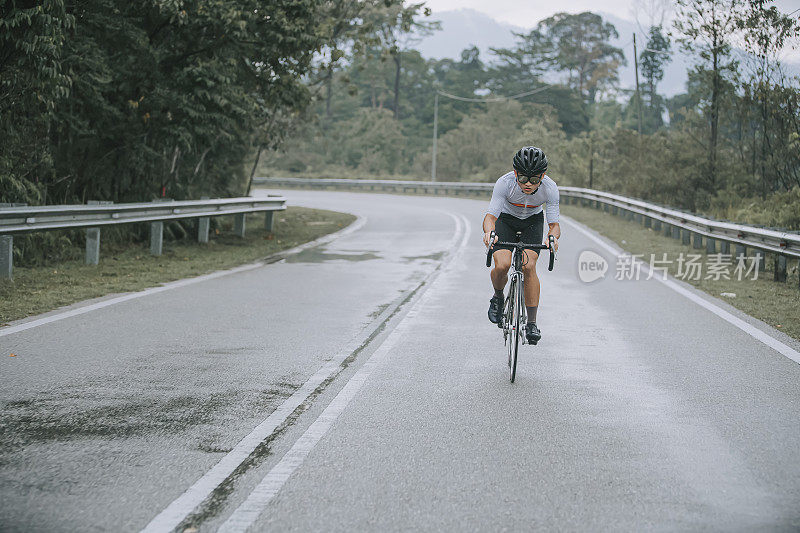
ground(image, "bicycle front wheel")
xmin=508 ymin=278 xmax=521 ymax=383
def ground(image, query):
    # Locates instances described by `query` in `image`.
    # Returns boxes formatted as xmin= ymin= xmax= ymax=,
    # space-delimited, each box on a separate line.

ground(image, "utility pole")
xmin=633 ymin=33 xmax=643 ymax=136
xmin=588 ymin=133 xmax=594 ymax=189
xmin=431 ymin=92 xmax=439 ymax=182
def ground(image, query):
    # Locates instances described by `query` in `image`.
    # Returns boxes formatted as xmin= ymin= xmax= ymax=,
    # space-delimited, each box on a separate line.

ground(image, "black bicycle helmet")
xmin=512 ymin=146 xmax=548 ymax=177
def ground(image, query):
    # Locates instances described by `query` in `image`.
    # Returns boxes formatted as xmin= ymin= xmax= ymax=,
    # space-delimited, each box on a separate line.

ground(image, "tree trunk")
xmin=709 ymin=19 xmax=720 ymax=192
xmin=245 ymin=146 xmax=263 ymax=197
xmin=325 ymin=65 xmax=333 ymax=119
xmin=393 ymin=54 xmax=401 ymax=119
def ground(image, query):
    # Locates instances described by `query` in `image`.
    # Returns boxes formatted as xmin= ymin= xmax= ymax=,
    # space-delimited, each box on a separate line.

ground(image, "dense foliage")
xmin=263 ymin=3 xmax=800 ymax=229
xmin=2 ymin=0 xmax=799 ymax=231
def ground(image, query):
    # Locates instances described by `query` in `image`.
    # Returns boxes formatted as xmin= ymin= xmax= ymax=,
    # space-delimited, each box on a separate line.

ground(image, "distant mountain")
xmin=415 ymin=8 xmax=524 ymax=62
xmin=416 ymin=9 xmax=799 ymax=98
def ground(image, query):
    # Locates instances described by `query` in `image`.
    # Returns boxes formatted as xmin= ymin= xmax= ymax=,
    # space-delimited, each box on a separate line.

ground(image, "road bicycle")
xmin=485 ymin=232 xmax=555 ymax=383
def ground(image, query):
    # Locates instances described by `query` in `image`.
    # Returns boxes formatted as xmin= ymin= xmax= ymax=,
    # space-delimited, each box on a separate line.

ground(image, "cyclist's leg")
xmin=491 ymin=249 xmax=512 ymax=289
xmin=521 ymin=249 xmax=540 ymax=306
xmin=491 ymin=215 xmax=516 ymax=290
xmin=521 ymin=212 xmax=545 ymax=309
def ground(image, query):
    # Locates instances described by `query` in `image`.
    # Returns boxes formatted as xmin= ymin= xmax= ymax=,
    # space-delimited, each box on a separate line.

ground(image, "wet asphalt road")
xmin=1 ymin=189 xmax=799 ymax=531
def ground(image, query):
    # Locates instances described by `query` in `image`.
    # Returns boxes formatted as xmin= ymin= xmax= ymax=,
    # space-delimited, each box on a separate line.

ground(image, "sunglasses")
xmin=516 ymin=173 xmax=543 ymax=185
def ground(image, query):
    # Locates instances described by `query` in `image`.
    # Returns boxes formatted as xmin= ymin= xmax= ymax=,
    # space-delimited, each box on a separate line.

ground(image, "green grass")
xmin=562 ymin=203 xmax=800 ymax=341
xmin=0 ymin=207 xmax=356 ymax=324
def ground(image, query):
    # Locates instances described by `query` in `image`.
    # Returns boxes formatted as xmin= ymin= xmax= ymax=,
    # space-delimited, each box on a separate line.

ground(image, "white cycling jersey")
xmin=486 ymin=171 xmax=560 ymax=223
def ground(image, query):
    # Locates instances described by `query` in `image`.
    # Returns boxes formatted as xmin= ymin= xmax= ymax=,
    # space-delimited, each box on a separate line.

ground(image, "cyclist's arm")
xmin=482 ymin=214 xmax=498 ymax=248
xmin=483 ymin=178 xmax=506 ymax=248
xmin=544 ymin=179 xmax=561 ymax=251
xmin=548 ymin=222 xmax=561 ymax=252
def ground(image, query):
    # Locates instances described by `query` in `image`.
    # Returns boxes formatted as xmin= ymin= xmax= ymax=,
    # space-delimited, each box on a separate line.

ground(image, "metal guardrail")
xmin=0 ymin=196 xmax=286 ymax=279
xmin=255 ymin=177 xmax=800 ymax=284
xmin=253 ymin=177 xmax=493 ymax=196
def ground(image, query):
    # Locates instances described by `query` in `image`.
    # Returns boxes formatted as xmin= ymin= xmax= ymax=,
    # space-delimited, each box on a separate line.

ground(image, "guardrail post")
xmin=735 ymin=244 xmax=746 ymax=261
xmin=653 ymin=219 xmax=662 ymax=231
xmin=682 ymin=230 xmax=691 ymax=246
xmin=150 ymin=221 xmax=163 ymax=256
xmin=0 ymin=235 xmax=12 ymax=280
xmin=198 ymin=196 xmax=210 ymax=243
xmin=720 ymin=240 xmax=730 ymax=254
xmin=264 ymin=211 xmax=274 ymax=233
xmin=234 ymin=213 xmax=246 ymax=237
xmin=706 ymin=237 xmax=716 ymax=254
xmin=672 ymin=226 xmax=680 ymax=239
xmin=644 ymin=216 xmax=651 ymax=228
xmin=85 ymin=228 xmax=101 ymax=265
xmin=775 ymin=255 xmax=787 ymax=282
xmin=612 ymin=206 xmax=618 ymax=215
xmin=603 ymin=203 xmax=609 ymax=213
xmin=692 ymin=233 xmax=703 ymax=249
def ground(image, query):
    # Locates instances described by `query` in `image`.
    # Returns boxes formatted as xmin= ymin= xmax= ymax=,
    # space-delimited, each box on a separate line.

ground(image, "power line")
xmin=436 ymin=84 xmax=551 ymax=103
xmin=642 ymin=47 xmax=672 ymax=56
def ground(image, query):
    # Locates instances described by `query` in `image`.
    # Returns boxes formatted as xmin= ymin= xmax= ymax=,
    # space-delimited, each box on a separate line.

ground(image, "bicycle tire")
xmin=505 ymin=279 xmax=515 ymax=370
xmin=509 ymin=278 xmax=521 ymax=383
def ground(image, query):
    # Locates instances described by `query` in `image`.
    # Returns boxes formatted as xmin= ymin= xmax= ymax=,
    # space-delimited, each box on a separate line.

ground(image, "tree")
xmin=1 ymin=0 xmax=73 ymax=204
xmin=674 ymin=0 xmax=741 ymax=192
xmin=540 ymin=12 xmax=626 ymax=104
xmin=314 ymin=0 xmax=392 ymax=119
xmin=489 ymin=13 xmax=622 ymax=134
xmin=737 ymin=0 xmax=800 ymax=195
xmin=489 ymin=28 xmax=552 ymax=95
xmin=639 ymin=25 xmax=671 ymax=129
xmin=364 ymin=1 xmax=438 ymax=119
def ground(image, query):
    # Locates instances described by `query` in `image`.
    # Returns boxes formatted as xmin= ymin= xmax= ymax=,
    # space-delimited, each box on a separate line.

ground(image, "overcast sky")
xmin=423 ymin=0 xmax=800 ymax=29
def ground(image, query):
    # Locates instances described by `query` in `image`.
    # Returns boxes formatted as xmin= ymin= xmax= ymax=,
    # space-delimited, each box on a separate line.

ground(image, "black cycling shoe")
xmin=488 ymin=295 xmax=503 ymax=324
xmin=525 ymin=322 xmax=542 ymax=344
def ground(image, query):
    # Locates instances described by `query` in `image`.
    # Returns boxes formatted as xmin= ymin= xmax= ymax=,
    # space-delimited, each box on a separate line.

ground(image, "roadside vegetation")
xmin=0 ymin=207 xmax=355 ymax=324
xmin=561 ymin=203 xmax=800 ymax=341
xmin=259 ymin=2 xmax=800 ymax=231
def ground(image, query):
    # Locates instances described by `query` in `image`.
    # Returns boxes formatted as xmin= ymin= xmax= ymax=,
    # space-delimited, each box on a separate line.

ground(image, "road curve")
xmin=1 ymin=189 xmax=799 ymax=531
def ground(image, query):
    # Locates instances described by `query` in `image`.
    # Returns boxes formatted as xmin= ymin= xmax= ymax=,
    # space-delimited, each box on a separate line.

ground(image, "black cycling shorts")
xmin=493 ymin=212 xmax=544 ymax=253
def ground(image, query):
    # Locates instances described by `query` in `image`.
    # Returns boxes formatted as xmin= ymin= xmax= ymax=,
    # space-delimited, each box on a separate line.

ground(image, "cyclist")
xmin=483 ymin=146 xmax=561 ymax=344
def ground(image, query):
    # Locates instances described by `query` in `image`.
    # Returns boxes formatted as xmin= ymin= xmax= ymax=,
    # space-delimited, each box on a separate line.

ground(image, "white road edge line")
xmin=215 ymin=214 xmax=472 ymax=533
xmin=562 ymin=216 xmax=800 ymax=365
xmin=139 ymin=212 xmax=466 ymax=533
xmin=0 ymin=215 xmax=367 ymax=338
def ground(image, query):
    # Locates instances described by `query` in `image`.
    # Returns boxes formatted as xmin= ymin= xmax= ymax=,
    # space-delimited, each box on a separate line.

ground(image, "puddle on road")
xmin=401 ymin=251 xmax=445 ymax=263
xmin=368 ymin=303 xmax=391 ymax=320
xmin=0 ymin=379 xmax=302 ymax=451
xmin=284 ymin=248 xmax=380 ymax=263
xmin=0 ymin=394 xmax=226 ymax=449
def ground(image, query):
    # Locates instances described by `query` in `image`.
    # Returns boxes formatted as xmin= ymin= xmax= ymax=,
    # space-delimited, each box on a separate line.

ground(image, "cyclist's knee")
xmin=522 ymin=255 xmax=538 ymax=275
xmin=494 ymin=259 xmax=511 ymax=272
xmin=492 ymin=250 xmax=512 ymax=271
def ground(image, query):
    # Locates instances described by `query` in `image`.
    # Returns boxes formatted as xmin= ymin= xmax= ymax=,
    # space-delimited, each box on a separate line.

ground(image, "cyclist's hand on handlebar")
xmin=483 ymin=231 xmax=498 ymax=249
xmin=547 ymin=234 xmax=559 ymax=252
